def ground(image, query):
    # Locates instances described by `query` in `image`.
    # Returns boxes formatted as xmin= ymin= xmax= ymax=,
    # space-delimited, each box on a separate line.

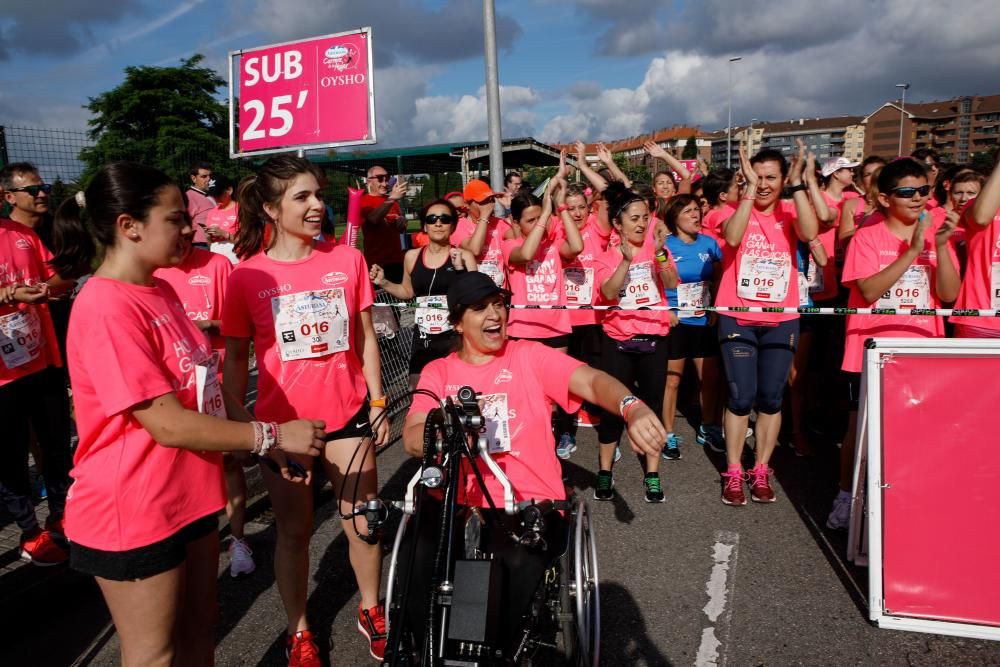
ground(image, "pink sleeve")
xmin=410 ymin=360 xmax=445 ymax=415
xmin=356 ymin=250 xmax=375 ymax=310
xmin=529 ymin=343 xmax=585 ymax=413
xmin=841 ymin=228 xmax=877 ymax=286
xmin=78 ymin=314 xmax=176 ymax=417
xmin=215 ymin=256 xmax=233 ymax=316
xmin=501 ymin=238 xmax=519 ymax=267
xmin=220 ymin=270 xmax=253 ymax=338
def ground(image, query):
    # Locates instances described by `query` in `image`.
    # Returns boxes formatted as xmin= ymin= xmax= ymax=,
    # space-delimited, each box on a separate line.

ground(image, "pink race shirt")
xmin=502 ymin=220 xmax=572 ymax=339
xmin=717 ymin=200 xmax=801 ymax=323
xmin=206 ymin=203 xmax=239 ymax=237
xmin=593 ymin=242 xmax=672 ymax=341
xmin=454 ymin=215 xmax=511 ymax=287
xmin=409 ymin=341 xmax=584 ymax=507
xmin=841 ymin=219 xmax=956 ymax=373
xmin=187 ymin=188 xmax=214 ymax=245
xmin=0 ymin=219 xmax=61 ymax=386
xmin=154 ymin=247 xmax=233 ymax=359
xmin=702 ymin=203 xmax=737 ymax=244
xmin=952 ymin=207 xmax=1000 ymax=333
xmin=564 ymin=214 xmax=611 ymax=327
xmin=65 ymin=277 xmax=225 ymax=551
xmin=221 ymin=242 xmax=374 ymax=430
xmin=809 ymin=191 xmax=859 ymax=301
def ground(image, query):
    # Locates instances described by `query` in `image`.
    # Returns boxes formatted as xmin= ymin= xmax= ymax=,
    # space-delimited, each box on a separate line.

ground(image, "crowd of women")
xmin=1 ymin=136 xmax=998 ymax=665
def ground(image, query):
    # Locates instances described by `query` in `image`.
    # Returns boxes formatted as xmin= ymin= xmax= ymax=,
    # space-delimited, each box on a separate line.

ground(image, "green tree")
xmin=682 ymin=135 xmax=698 ymax=160
xmin=970 ymin=145 xmax=1000 ymax=174
xmin=79 ymin=55 xmax=230 ymax=184
xmin=613 ymin=154 xmax=651 ymax=185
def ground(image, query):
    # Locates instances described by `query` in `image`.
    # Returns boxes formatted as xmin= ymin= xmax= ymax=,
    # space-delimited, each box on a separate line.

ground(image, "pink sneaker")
xmin=749 ymin=464 xmax=776 ymax=503
xmin=721 ymin=467 xmax=747 ymax=506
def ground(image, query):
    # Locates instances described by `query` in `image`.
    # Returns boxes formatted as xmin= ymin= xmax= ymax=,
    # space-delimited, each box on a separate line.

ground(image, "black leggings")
xmin=717 ymin=316 xmax=799 ymax=416
xmin=595 ymin=333 xmax=669 ymax=445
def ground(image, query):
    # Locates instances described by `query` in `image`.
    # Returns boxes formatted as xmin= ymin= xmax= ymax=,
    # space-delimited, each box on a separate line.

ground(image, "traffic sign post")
xmin=228 ymin=27 xmax=376 ymax=158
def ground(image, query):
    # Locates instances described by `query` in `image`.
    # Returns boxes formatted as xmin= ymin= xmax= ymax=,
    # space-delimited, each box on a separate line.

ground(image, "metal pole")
xmin=483 ymin=0 xmax=504 ymax=203
xmin=727 ymin=57 xmax=741 ymax=168
xmin=896 ymin=83 xmax=910 ymax=157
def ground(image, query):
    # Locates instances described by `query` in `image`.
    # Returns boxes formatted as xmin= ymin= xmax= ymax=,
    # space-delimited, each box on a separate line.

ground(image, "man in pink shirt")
xmin=186 ymin=161 xmax=215 ymax=249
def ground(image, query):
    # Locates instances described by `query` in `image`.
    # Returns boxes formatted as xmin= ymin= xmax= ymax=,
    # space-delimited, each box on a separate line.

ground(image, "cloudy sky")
xmin=1 ymin=0 xmax=999 ymax=149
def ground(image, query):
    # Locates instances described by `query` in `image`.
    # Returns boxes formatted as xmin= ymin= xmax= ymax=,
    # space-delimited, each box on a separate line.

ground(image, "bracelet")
xmin=619 ymin=395 xmax=642 ymax=419
xmin=251 ymin=421 xmax=264 ymax=454
xmin=557 ymin=204 xmax=570 ymax=213
xmin=270 ymin=422 xmax=282 ymax=451
xmin=622 ymin=398 xmax=645 ymax=422
xmin=655 ymin=251 xmax=669 ymax=264
xmin=808 ymin=238 xmax=824 ymax=250
xmin=369 ymin=396 xmax=387 ymax=408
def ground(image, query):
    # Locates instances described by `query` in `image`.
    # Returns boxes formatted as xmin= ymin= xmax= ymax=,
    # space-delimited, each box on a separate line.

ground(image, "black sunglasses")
xmin=890 ymin=184 xmax=931 ymax=199
xmin=368 ymin=174 xmax=390 ymax=182
xmin=9 ymin=184 xmax=51 ymax=196
xmin=423 ymin=214 xmax=454 ymax=225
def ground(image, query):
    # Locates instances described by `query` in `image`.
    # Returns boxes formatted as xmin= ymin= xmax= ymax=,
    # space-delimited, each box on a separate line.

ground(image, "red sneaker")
xmin=45 ymin=517 xmax=66 ymax=540
xmin=286 ymin=629 xmax=321 ymax=667
xmin=749 ymin=464 xmax=776 ymax=503
xmin=576 ymin=408 xmax=601 ymax=428
xmin=358 ymin=603 xmax=387 ymax=661
xmin=720 ymin=467 xmax=747 ymax=506
xmin=20 ymin=528 xmax=68 ymax=566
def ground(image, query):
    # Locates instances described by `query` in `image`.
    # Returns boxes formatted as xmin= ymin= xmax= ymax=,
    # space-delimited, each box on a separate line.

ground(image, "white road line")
xmin=695 ymin=530 xmax=740 ymax=667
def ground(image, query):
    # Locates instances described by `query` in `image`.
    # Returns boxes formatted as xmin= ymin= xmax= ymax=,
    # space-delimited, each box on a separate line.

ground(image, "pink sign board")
xmin=880 ymin=354 xmax=1000 ymax=627
xmin=229 ymin=28 xmax=376 ymax=157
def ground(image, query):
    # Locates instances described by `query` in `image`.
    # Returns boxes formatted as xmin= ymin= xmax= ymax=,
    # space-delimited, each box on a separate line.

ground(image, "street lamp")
xmin=727 ymin=56 xmax=742 ymax=168
xmin=749 ymin=118 xmax=758 ymax=154
xmin=896 ymin=83 xmax=910 ymax=158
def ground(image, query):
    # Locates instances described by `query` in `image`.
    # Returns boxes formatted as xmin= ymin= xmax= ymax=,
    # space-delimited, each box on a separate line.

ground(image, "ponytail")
xmin=50 ymin=195 xmax=97 ymax=279
xmin=233 ymin=174 xmax=269 ymax=260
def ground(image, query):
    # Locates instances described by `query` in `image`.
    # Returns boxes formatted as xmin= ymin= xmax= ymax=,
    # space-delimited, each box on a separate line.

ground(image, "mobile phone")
xmin=387 ymin=176 xmax=397 ymax=189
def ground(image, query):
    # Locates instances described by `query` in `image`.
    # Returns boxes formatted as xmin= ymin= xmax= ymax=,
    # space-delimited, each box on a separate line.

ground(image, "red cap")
xmin=443 ymin=191 xmax=464 ymax=201
xmin=462 ymin=179 xmax=497 ymax=204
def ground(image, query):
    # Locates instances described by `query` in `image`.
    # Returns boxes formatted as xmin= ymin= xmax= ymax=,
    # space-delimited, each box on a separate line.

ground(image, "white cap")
xmin=821 ymin=157 xmax=860 ymax=178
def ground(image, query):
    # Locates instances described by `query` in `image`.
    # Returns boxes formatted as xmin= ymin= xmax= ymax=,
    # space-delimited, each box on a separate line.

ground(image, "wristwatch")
xmin=619 ymin=395 xmax=641 ymax=418
xmin=787 ymin=183 xmax=807 ymax=194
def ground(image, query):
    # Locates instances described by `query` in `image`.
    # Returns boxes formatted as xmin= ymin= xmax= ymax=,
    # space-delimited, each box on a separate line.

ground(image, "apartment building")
xmin=711 ymin=116 xmax=865 ymax=167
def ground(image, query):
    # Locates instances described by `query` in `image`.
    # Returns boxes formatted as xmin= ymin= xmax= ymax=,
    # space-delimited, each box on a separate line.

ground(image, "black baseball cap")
xmin=446 ymin=271 xmax=511 ymax=318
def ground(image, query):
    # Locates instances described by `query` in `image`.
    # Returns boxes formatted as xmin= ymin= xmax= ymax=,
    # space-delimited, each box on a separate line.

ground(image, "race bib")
xmin=414 ymin=295 xmax=451 ymax=335
xmin=992 ymin=262 xmax=1000 ymax=309
xmin=797 ymin=272 xmax=810 ymax=307
xmin=478 ymin=260 xmax=505 ymax=287
xmin=0 ymin=307 xmax=43 ymax=370
xmin=563 ymin=266 xmax=594 ymax=304
xmin=676 ymin=281 xmax=710 ymax=318
xmin=272 ymin=289 xmax=349 ymax=361
xmin=806 ymin=256 xmax=825 ymax=294
xmin=619 ymin=261 xmax=661 ymax=308
xmin=737 ymin=255 xmax=791 ymax=303
xmin=195 ymin=352 xmax=226 ymax=418
xmin=878 ymin=264 xmax=931 ymax=310
xmin=480 ymin=393 xmax=512 ymax=454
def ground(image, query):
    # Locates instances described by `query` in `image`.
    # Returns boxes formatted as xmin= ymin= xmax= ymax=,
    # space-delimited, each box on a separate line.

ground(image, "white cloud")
xmin=410 ymin=85 xmax=541 ymax=145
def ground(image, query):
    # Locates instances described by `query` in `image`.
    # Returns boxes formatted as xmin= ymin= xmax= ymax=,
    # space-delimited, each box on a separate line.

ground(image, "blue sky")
xmin=2 ymin=0 xmax=999 ymax=149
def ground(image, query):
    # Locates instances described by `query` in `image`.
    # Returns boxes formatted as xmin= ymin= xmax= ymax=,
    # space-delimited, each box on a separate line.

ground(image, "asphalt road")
xmin=6 ymin=413 xmax=1000 ymax=666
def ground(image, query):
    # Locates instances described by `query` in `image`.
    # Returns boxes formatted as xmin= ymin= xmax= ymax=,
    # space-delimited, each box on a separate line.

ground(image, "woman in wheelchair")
xmin=393 ymin=271 xmax=665 ymax=663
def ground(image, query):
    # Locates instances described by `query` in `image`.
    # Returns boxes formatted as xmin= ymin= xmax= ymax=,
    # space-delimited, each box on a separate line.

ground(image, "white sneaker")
xmin=826 ymin=491 xmax=852 ymax=531
xmin=229 ymin=538 xmax=256 ymax=577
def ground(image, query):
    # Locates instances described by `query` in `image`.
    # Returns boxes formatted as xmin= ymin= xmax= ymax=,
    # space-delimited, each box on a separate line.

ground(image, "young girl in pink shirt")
xmin=951 ymin=155 xmax=1000 ymax=338
xmin=222 ymin=155 xmax=389 ymax=664
xmin=52 ymin=162 xmax=324 ymax=666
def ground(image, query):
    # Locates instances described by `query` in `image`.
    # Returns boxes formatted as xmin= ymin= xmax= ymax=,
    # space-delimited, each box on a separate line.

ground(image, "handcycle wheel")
xmin=571 ymin=498 xmax=600 ymax=667
xmin=384 ymin=511 xmax=411 ymax=637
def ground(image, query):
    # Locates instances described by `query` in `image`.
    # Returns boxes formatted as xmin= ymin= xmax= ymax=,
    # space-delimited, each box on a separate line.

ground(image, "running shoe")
xmin=644 ymin=473 xmax=665 ymax=503
xmin=696 ymin=424 xmax=725 ymax=453
xmin=229 ymin=537 xmax=256 ymax=577
xmin=720 ymin=467 xmax=747 ymax=506
xmin=20 ymin=528 xmax=68 ymax=566
xmin=614 ymin=446 xmax=622 ymax=463
xmin=661 ymin=433 xmax=682 ymax=461
xmin=826 ymin=490 xmax=852 ymax=530
xmin=555 ymin=434 xmax=577 ymax=460
xmin=44 ymin=517 xmax=65 ymax=540
xmin=594 ymin=471 xmax=615 ymax=501
xmin=31 ymin=474 xmax=47 ymax=501
xmin=576 ymin=408 xmax=601 ymax=428
xmin=286 ymin=629 xmax=321 ymax=667
xmin=748 ymin=464 xmax=776 ymax=503
xmin=358 ymin=603 xmax=387 ymax=661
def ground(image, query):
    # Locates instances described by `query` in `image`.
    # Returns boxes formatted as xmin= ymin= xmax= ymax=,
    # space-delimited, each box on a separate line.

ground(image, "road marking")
xmin=695 ymin=530 xmax=740 ymax=667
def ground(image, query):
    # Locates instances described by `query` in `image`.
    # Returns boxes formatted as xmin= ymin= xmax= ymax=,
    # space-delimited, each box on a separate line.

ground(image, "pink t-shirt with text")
xmin=154 ymin=247 xmax=233 ymax=359
xmin=810 ymin=190 xmax=859 ymax=301
xmin=593 ymin=241 xmax=672 ymax=341
xmin=206 ymin=203 xmax=239 ymax=237
xmin=221 ymin=242 xmax=374 ymax=431
xmin=502 ymin=220 xmax=572 ymax=339
xmin=453 ymin=215 xmax=512 ymax=287
xmin=564 ymin=214 xmax=611 ymax=327
xmin=409 ymin=340 xmax=583 ymax=507
xmin=65 ymin=277 xmax=225 ymax=551
xmin=952 ymin=207 xmax=1000 ymax=332
xmin=841 ymin=219 xmax=956 ymax=373
xmin=702 ymin=203 xmax=737 ymax=244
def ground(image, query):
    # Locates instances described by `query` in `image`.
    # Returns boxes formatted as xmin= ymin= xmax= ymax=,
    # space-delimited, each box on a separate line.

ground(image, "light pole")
xmin=896 ymin=83 xmax=910 ymax=158
xmin=749 ymin=117 xmax=758 ymax=154
xmin=727 ymin=56 xmax=742 ymax=168
xmin=483 ymin=0 xmax=504 ymax=198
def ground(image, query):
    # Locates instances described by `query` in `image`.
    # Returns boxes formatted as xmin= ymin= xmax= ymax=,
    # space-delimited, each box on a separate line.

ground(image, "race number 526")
xmin=241 ymin=51 xmax=309 ymax=141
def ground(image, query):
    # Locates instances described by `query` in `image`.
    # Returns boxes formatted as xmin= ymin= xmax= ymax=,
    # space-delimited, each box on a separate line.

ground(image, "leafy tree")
xmin=613 ymin=154 xmax=651 ymax=185
xmin=79 ymin=55 xmax=230 ymax=184
xmin=969 ymin=145 xmax=1000 ymax=174
xmin=682 ymin=135 xmax=698 ymax=160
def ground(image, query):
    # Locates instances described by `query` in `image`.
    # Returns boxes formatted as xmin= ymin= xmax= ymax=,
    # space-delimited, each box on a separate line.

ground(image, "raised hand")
xmin=388 ymin=179 xmax=408 ymax=202
xmin=643 ymin=140 xmax=668 ymax=161
xmin=738 ymin=143 xmax=758 ymax=189
xmin=369 ymin=264 xmax=386 ymax=286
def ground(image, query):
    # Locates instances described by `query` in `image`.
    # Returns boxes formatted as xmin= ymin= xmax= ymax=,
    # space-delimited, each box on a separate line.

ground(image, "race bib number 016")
xmin=195 ymin=352 xmax=226 ymax=418
xmin=414 ymin=295 xmax=451 ymax=335
xmin=878 ymin=264 xmax=930 ymax=310
xmin=478 ymin=260 xmax=505 ymax=287
xmin=563 ymin=266 xmax=594 ymax=304
xmin=737 ymin=255 xmax=791 ymax=303
xmin=272 ymin=289 xmax=349 ymax=361
xmin=618 ymin=261 xmax=660 ymax=308
xmin=676 ymin=280 xmax=710 ymax=318
xmin=0 ymin=307 xmax=43 ymax=370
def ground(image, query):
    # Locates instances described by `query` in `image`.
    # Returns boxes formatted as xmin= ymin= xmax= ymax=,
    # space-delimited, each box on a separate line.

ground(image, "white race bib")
xmin=877 ymin=264 xmax=930 ymax=310
xmin=563 ymin=266 xmax=594 ymax=304
xmin=797 ymin=272 xmax=811 ymax=307
xmin=480 ymin=393 xmax=512 ymax=454
xmin=195 ymin=351 xmax=226 ymax=418
xmin=414 ymin=295 xmax=451 ymax=335
xmin=676 ymin=281 xmax=710 ymax=318
xmin=991 ymin=262 xmax=1000 ymax=309
xmin=478 ymin=260 xmax=505 ymax=287
xmin=0 ymin=307 xmax=43 ymax=370
xmin=737 ymin=255 xmax=792 ymax=303
xmin=272 ymin=289 xmax=349 ymax=362
xmin=806 ymin=256 xmax=825 ymax=294
xmin=618 ymin=261 xmax=661 ymax=308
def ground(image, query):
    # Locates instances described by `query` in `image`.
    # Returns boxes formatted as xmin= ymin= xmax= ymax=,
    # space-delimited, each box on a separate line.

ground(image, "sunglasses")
xmin=423 ymin=214 xmax=454 ymax=225
xmin=890 ymin=184 xmax=931 ymax=199
xmin=9 ymin=184 xmax=51 ymax=196
xmin=367 ymin=174 xmax=390 ymax=182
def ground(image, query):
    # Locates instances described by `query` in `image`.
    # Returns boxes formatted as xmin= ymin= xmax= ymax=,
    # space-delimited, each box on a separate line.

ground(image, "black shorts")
xmin=667 ymin=323 xmax=719 ymax=360
xmin=409 ymin=332 xmax=457 ymax=375
xmin=325 ymin=403 xmax=371 ymax=441
xmin=844 ymin=371 xmax=862 ymax=410
xmin=510 ymin=334 xmax=571 ymax=349
xmin=70 ymin=513 xmax=218 ymax=581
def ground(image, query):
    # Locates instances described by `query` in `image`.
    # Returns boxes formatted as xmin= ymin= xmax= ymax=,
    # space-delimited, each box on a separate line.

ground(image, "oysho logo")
xmin=259 ymin=283 xmax=293 ymax=299
xmin=323 ymin=43 xmax=359 ymax=72
xmin=188 ymin=275 xmax=211 ymax=286
xmin=321 ymin=271 xmax=348 ymax=286
xmin=494 ymin=369 xmax=513 ymax=385
xmin=294 ymin=295 xmax=328 ymax=313
xmin=15 ymin=239 xmax=31 ymax=250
